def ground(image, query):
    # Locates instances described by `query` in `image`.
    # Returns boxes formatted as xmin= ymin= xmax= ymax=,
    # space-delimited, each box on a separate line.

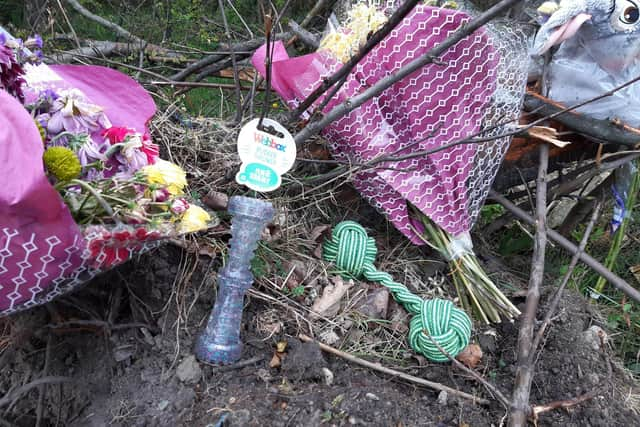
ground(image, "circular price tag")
xmin=235 ymin=118 xmax=296 ymax=192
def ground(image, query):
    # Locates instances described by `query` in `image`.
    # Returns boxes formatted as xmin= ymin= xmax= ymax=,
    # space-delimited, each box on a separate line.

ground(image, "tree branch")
xmin=509 ymin=144 xmax=549 ymax=426
xmin=488 ymin=190 xmax=640 ymax=302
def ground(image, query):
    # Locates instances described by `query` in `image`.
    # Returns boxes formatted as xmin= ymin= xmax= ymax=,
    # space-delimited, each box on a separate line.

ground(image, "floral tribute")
xmin=0 ymin=29 xmax=212 ymax=315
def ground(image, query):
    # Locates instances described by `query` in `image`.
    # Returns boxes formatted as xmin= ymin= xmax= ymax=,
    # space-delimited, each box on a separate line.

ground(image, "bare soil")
xmin=0 ymin=242 xmax=638 ymax=427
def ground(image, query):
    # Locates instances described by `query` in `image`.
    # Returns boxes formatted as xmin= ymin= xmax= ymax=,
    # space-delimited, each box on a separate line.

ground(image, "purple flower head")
xmin=25 ymin=35 xmax=43 ymax=50
xmin=116 ymin=137 xmax=150 ymax=173
xmin=47 ymin=89 xmax=111 ymax=135
xmin=69 ymin=134 xmax=108 ymax=167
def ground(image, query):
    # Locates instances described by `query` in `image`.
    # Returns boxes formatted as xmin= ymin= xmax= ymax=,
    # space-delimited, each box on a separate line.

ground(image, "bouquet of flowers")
xmin=0 ymin=29 xmax=212 ymax=316
xmin=252 ymin=3 xmax=528 ymax=322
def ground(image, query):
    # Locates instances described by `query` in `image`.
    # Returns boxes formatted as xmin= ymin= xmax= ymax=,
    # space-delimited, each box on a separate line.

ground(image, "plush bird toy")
xmin=533 ymin=0 xmax=640 ymax=125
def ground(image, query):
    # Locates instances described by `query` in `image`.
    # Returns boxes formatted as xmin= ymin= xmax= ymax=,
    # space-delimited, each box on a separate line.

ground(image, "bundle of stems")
xmin=594 ymin=161 xmax=640 ymax=296
xmin=412 ymin=208 xmax=521 ymax=323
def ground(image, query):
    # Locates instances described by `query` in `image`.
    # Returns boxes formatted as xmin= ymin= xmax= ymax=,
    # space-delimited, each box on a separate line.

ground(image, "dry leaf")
xmin=310 ymin=276 xmax=353 ymax=319
xmin=527 ymin=126 xmax=571 ymax=148
xmin=276 ymin=341 xmax=287 ymax=353
xmin=310 ymin=224 xmax=331 ymax=242
xmin=269 ymin=353 xmax=282 ymax=368
xmin=456 ymin=343 xmax=483 ymax=369
xmin=202 ymin=190 xmax=229 ymax=211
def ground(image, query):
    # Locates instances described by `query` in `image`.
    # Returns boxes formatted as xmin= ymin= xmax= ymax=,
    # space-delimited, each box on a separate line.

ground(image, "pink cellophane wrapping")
xmin=252 ymin=5 xmax=528 ymax=243
xmin=0 ymin=62 xmax=167 ymax=316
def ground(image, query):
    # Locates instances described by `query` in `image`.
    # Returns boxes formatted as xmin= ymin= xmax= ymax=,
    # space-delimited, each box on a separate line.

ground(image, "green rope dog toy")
xmin=323 ymin=221 xmax=472 ymax=362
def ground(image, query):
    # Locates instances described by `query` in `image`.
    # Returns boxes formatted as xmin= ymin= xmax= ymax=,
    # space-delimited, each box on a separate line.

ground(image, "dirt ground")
xmin=0 ymin=241 xmax=638 ymax=427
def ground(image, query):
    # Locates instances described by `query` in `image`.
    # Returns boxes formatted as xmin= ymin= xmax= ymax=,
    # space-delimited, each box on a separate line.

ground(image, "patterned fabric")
xmin=253 ymin=5 xmax=528 ymax=243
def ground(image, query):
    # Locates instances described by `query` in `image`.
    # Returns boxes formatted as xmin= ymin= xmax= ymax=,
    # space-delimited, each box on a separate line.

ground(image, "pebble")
xmin=157 ymin=400 xmax=170 ymax=411
xmin=176 ymin=355 xmax=202 ymax=384
xmin=437 ymin=391 xmax=448 ymax=406
xmin=322 ymin=367 xmax=334 ymax=386
xmin=365 ymin=392 xmax=379 ymax=401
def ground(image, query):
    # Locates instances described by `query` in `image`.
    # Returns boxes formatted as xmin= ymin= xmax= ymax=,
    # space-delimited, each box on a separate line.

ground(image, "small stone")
xmin=157 ymin=400 xmax=170 ymax=411
xmin=176 ymin=355 xmax=202 ymax=384
xmin=322 ymin=367 xmax=334 ymax=386
xmin=580 ymin=325 xmax=609 ymax=351
xmin=348 ymin=416 xmax=357 ymax=425
xmin=437 ymin=391 xmax=448 ymax=405
xmin=365 ymin=392 xmax=379 ymax=401
xmin=228 ymin=409 xmax=251 ymax=425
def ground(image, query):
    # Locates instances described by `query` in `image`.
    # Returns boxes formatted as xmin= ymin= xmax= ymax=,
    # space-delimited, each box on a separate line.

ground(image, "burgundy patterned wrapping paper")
xmin=0 ymin=63 xmax=168 ymax=316
xmin=252 ymin=5 xmax=528 ymax=244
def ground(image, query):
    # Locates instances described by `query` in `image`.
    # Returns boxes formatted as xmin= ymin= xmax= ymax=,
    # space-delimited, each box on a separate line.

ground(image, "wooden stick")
xmin=488 ymin=190 xmax=640 ymax=302
xmin=509 ymin=144 xmax=549 ymax=426
xmin=298 ymin=334 xmax=489 ymax=405
xmin=531 ymin=202 xmax=601 ymax=356
xmin=65 ymin=0 xmax=144 ymax=44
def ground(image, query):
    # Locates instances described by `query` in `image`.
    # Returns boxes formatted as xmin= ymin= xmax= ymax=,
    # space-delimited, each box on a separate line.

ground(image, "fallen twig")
xmin=531 ymin=202 xmax=602 ymax=355
xmin=509 ymin=144 xmax=549 ymax=427
xmin=531 ymin=391 xmax=599 ymax=419
xmin=0 ymin=377 xmax=72 ymax=408
xmin=488 ymin=189 xmax=640 ymax=303
xmin=299 ymin=334 xmax=489 ymax=405
xmin=424 ymin=334 xmax=510 ymax=408
xmin=65 ymin=0 xmax=144 ymax=44
xmin=524 ymin=92 xmax=640 ymax=147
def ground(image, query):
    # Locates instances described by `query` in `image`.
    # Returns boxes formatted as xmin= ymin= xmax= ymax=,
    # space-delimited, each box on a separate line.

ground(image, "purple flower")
xmin=25 ymin=35 xmax=43 ymax=50
xmin=47 ymin=89 xmax=111 ymax=135
xmin=75 ymin=134 xmax=108 ymax=166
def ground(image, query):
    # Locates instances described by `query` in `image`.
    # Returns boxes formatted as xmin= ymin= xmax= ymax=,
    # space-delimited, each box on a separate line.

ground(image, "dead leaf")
xmin=355 ymin=287 xmax=389 ymax=320
xmin=276 ymin=341 xmax=287 ymax=353
xmin=310 ymin=224 xmax=331 ymax=242
xmin=269 ymin=353 xmax=282 ymax=368
xmin=202 ymin=190 xmax=229 ymax=211
xmin=526 ymin=126 xmax=571 ymax=148
xmin=310 ymin=276 xmax=353 ymax=319
xmin=313 ymin=244 xmax=323 ymax=260
xmin=456 ymin=343 xmax=483 ymax=369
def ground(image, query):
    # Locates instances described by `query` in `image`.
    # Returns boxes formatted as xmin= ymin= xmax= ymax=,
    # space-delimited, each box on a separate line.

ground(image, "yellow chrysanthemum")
xmin=34 ymin=120 xmax=46 ymax=143
xmin=319 ymin=31 xmax=358 ymax=63
xmin=319 ymin=4 xmax=388 ymax=63
xmin=178 ymin=205 xmax=211 ymax=233
xmin=141 ymin=159 xmax=187 ymax=196
xmin=43 ymin=146 xmax=82 ymax=181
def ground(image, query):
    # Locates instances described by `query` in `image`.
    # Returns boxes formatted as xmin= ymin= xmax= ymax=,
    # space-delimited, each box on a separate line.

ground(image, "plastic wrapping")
xmin=533 ymin=0 xmax=640 ymax=126
xmin=0 ymin=30 xmax=205 ymax=316
xmin=252 ymin=4 xmax=529 ymax=244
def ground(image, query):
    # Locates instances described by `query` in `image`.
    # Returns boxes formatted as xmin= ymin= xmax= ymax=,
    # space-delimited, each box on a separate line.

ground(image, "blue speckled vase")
xmin=195 ymin=196 xmax=274 ymax=364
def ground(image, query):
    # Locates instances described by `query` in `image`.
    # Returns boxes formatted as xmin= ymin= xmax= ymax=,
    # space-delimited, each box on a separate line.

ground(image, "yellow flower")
xmin=35 ymin=120 xmax=46 ymax=143
xmin=319 ymin=4 xmax=388 ymax=63
xmin=141 ymin=159 xmax=187 ymax=196
xmin=178 ymin=205 xmax=211 ymax=233
xmin=43 ymin=146 xmax=82 ymax=181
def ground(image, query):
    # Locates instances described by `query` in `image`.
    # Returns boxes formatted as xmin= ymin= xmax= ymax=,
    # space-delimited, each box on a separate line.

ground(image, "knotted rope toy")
xmin=323 ymin=221 xmax=472 ymax=362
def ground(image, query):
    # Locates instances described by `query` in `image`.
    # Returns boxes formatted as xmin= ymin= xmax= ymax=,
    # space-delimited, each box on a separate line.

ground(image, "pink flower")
xmin=152 ymin=187 xmax=170 ymax=202
xmin=102 ymin=127 xmax=132 ymax=144
xmin=141 ymin=133 xmax=159 ymax=164
xmin=170 ymin=198 xmax=190 ymax=215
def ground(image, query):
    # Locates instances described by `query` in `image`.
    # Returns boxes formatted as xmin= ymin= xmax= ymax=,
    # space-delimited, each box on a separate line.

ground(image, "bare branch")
xmin=509 ymin=144 xmax=549 ymax=426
